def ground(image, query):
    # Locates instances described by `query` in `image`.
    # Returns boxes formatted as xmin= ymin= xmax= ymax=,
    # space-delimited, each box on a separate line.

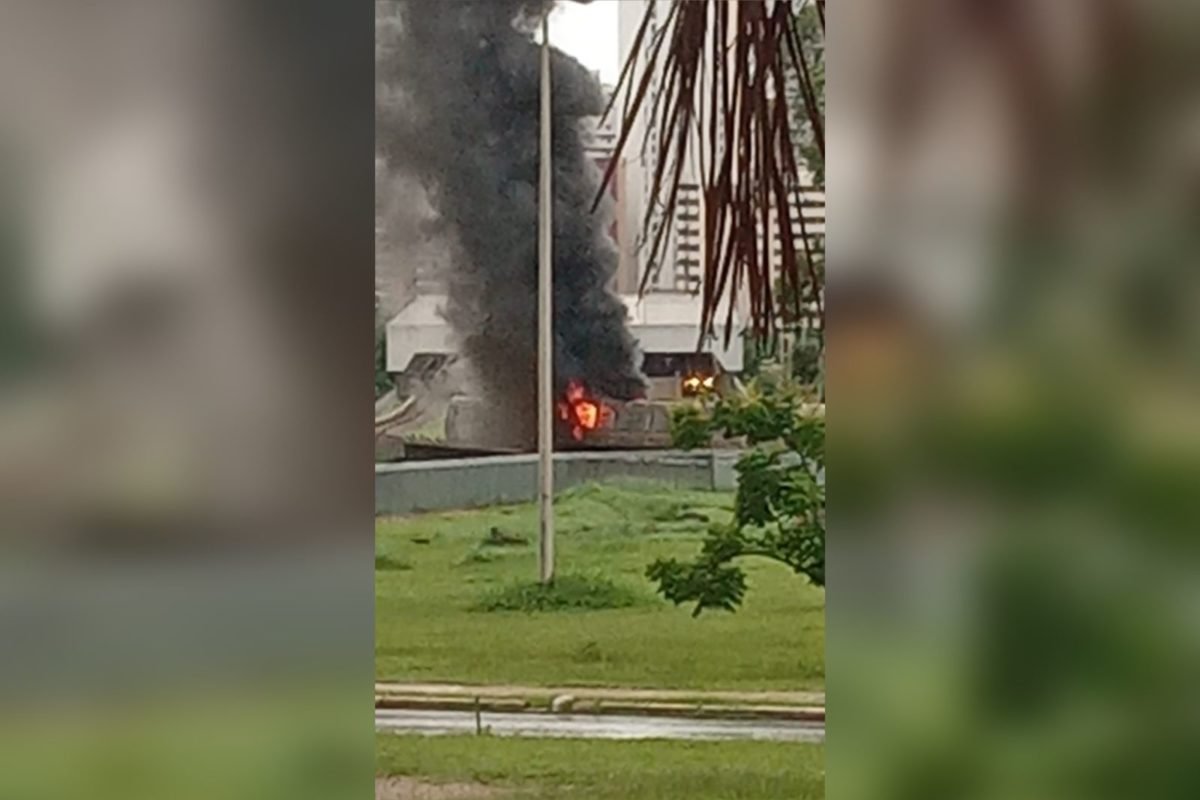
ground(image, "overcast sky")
xmin=549 ymin=0 xmax=621 ymax=85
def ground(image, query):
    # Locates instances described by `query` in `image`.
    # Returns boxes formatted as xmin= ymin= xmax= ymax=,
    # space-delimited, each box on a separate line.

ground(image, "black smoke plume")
xmin=377 ymin=0 xmax=644 ymax=447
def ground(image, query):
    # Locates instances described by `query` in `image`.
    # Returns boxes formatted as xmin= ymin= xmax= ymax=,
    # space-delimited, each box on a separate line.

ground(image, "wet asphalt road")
xmin=376 ymin=708 xmax=825 ymax=743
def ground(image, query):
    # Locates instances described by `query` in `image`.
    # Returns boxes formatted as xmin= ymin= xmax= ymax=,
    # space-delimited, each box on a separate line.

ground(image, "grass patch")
xmin=473 ymin=573 xmax=644 ymax=613
xmin=458 ymin=549 xmax=501 ymax=566
xmin=376 ymin=480 xmax=824 ymax=691
xmin=376 ymin=734 xmax=824 ymax=800
xmin=374 ymin=554 xmax=413 ymax=571
xmin=480 ymin=526 xmax=529 ymax=547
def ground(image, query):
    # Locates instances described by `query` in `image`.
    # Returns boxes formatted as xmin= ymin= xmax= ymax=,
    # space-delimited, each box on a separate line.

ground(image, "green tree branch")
xmin=651 ymin=383 xmax=825 ymax=615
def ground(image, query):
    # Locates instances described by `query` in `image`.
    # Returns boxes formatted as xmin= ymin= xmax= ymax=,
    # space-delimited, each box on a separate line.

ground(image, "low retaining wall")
xmin=375 ymin=449 xmax=741 ymax=516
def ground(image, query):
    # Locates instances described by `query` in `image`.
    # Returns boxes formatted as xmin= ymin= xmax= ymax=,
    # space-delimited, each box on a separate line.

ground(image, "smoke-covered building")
xmin=385 ymin=291 xmax=743 ymax=398
xmin=579 ymin=86 xmax=638 ymax=293
xmin=377 ymin=0 xmax=647 ymax=446
xmin=377 ymin=1 xmax=752 ymax=423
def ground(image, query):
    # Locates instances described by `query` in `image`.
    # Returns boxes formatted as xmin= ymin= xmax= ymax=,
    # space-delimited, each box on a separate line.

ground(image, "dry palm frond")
xmin=596 ymin=0 xmax=824 ymax=343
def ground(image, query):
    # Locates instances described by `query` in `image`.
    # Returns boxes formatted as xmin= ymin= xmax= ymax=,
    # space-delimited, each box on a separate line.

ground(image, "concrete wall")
xmin=375 ymin=449 xmax=741 ymax=517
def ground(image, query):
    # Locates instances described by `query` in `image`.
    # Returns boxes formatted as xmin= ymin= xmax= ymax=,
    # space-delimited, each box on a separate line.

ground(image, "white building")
xmin=614 ymin=0 xmax=701 ymax=294
xmin=383 ymin=295 xmax=455 ymax=374
xmin=386 ymin=292 xmax=742 ymax=377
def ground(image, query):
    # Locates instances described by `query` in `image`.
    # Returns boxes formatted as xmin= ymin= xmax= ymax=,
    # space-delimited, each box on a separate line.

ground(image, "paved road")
xmin=376 ymin=681 xmax=824 ymax=707
xmin=376 ymin=708 xmax=825 ymax=743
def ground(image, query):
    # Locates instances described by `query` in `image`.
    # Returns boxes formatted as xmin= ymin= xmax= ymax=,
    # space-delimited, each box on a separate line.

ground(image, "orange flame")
xmin=575 ymin=400 xmax=599 ymax=430
xmin=557 ymin=380 xmax=608 ymax=441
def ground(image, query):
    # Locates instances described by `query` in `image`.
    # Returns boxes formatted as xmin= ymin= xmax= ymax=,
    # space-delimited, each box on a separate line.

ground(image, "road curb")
xmin=374 ymin=693 xmax=825 ymax=723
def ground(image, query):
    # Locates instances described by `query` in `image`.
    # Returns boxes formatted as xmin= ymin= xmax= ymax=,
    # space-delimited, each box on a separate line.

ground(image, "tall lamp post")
xmin=537 ymin=8 xmax=555 ymax=584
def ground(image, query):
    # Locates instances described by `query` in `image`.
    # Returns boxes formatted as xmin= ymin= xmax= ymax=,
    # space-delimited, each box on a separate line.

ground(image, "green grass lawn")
xmin=377 ymin=734 xmax=824 ymax=800
xmin=376 ymin=481 xmax=825 ymax=691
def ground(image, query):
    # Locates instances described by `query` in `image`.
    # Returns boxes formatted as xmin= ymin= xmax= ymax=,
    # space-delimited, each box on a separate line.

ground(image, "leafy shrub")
xmin=473 ymin=573 xmax=645 ymax=613
xmin=480 ymin=526 xmax=529 ymax=547
xmin=457 ymin=548 xmax=498 ymax=566
xmin=375 ymin=554 xmax=413 ymax=572
xmin=671 ymin=404 xmax=713 ymax=450
xmin=574 ymin=640 xmax=606 ymax=663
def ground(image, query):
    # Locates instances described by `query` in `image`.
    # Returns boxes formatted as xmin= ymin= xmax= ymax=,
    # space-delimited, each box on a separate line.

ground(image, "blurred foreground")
xmin=828 ymin=1 xmax=1200 ymax=798
xmin=0 ymin=4 xmax=373 ymax=799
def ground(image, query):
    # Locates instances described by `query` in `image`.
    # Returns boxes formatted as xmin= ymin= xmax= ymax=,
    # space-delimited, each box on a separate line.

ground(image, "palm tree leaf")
xmin=600 ymin=0 xmax=824 ymax=341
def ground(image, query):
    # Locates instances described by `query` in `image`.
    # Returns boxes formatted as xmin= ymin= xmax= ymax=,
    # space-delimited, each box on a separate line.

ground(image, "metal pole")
xmin=537 ymin=10 xmax=555 ymax=584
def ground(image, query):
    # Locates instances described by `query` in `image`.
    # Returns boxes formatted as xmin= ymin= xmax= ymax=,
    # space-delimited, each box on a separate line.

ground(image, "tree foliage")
xmin=787 ymin=0 xmax=825 ymax=186
xmin=650 ymin=384 xmax=825 ymax=615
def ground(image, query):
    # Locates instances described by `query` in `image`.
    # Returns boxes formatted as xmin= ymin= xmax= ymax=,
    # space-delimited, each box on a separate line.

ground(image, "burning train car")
xmin=641 ymin=351 xmax=732 ymax=400
xmin=386 ymin=293 xmax=742 ymax=452
xmin=445 ymin=387 xmax=676 ymax=451
xmin=464 ymin=338 xmax=734 ymax=450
